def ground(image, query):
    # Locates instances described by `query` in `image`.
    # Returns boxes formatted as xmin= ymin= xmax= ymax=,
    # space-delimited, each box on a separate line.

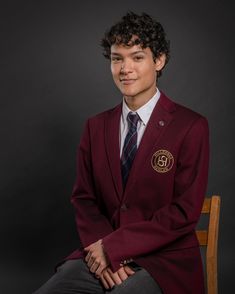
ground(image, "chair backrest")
xmin=196 ymin=195 xmax=221 ymax=294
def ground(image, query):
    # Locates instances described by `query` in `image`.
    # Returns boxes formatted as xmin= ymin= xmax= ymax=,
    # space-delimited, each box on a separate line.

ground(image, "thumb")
xmin=84 ymin=245 xmax=91 ymax=251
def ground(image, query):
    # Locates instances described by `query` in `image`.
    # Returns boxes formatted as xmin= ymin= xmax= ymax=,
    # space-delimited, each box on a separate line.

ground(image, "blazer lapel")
xmin=105 ymin=104 xmax=123 ymax=200
xmin=123 ymin=93 xmax=176 ymax=198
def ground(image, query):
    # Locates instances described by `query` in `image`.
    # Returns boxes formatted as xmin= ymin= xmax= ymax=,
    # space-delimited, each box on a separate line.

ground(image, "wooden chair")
xmin=196 ymin=195 xmax=221 ymax=294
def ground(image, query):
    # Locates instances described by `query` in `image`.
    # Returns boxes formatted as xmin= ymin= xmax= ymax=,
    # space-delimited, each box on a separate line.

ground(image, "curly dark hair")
xmin=101 ymin=11 xmax=170 ymax=77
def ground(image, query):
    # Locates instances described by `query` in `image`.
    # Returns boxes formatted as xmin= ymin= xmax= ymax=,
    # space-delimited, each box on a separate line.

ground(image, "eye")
xmin=134 ymin=55 xmax=144 ymax=61
xmin=111 ymin=56 xmax=122 ymax=63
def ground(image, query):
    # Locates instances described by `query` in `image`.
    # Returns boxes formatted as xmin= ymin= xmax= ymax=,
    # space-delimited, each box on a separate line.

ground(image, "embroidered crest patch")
xmin=151 ymin=149 xmax=174 ymax=173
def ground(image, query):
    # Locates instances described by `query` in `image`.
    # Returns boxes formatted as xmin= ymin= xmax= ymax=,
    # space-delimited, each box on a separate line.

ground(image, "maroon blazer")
xmin=66 ymin=92 xmax=209 ymax=293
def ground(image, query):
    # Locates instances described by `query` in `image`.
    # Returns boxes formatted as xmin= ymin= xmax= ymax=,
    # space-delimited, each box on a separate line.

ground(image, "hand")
xmin=99 ymin=265 xmax=135 ymax=290
xmin=84 ymin=239 xmax=110 ymax=276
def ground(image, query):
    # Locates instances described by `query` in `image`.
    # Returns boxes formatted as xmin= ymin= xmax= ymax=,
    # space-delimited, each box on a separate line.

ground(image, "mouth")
xmin=120 ymin=79 xmax=137 ymax=85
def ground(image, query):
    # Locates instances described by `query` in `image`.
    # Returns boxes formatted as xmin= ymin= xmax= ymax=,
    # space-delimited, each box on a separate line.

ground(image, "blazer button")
xmin=120 ymin=204 xmax=128 ymax=211
xmin=158 ymin=120 xmax=165 ymax=127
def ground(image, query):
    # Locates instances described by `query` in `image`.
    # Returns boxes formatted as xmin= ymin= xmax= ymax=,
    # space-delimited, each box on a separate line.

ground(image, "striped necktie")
xmin=121 ymin=112 xmax=140 ymax=187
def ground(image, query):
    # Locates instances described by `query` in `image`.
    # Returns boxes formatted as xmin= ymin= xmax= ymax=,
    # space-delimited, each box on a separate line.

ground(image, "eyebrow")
xmin=110 ymin=50 xmax=146 ymax=56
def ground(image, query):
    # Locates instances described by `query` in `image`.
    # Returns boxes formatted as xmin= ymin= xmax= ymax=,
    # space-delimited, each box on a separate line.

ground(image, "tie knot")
xmin=127 ymin=112 xmax=139 ymax=128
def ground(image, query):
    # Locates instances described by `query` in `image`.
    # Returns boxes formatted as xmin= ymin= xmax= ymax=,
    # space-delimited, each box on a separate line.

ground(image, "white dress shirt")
xmin=119 ymin=89 xmax=161 ymax=157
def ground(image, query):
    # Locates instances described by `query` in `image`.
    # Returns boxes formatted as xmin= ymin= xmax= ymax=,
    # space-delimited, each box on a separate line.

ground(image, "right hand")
xmin=99 ymin=265 xmax=135 ymax=290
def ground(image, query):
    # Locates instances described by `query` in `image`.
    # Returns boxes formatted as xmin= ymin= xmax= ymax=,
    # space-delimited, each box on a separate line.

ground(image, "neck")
xmin=124 ymin=88 xmax=157 ymax=111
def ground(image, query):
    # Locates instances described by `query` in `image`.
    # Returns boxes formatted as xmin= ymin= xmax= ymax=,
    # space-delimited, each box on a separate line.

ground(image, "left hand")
xmin=84 ymin=239 xmax=110 ymax=276
xmin=100 ymin=265 xmax=135 ymax=290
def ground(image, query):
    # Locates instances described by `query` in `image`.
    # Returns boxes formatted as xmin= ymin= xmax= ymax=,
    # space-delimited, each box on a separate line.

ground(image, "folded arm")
xmin=71 ymin=120 xmax=114 ymax=248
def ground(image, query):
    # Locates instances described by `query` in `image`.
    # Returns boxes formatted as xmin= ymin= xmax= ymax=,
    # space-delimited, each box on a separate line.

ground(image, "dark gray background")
xmin=1 ymin=0 xmax=234 ymax=293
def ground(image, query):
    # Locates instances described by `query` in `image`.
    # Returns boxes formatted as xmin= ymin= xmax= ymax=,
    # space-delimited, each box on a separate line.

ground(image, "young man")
xmin=34 ymin=12 xmax=209 ymax=294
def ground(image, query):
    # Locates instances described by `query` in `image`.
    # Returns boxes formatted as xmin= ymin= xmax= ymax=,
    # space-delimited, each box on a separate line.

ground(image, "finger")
xmin=107 ymin=268 xmax=122 ymax=285
xmin=90 ymin=261 xmax=100 ymax=273
xmin=100 ymin=275 xmax=110 ymax=290
xmin=95 ymin=263 xmax=106 ymax=277
xmin=124 ymin=265 xmax=135 ymax=276
xmin=116 ymin=267 xmax=129 ymax=281
xmin=87 ymin=255 xmax=95 ymax=268
xmin=84 ymin=251 xmax=91 ymax=263
xmin=103 ymin=270 xmax=115 ymax=289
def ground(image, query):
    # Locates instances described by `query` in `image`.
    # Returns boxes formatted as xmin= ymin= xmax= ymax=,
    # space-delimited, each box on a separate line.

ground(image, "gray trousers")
xmin=33 ymin=259 xmax=162 ymax=294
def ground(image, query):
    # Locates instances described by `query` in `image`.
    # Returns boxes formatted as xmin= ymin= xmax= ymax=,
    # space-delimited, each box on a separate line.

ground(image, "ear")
xmin=155 ymin=53 xmax=166 ymax=71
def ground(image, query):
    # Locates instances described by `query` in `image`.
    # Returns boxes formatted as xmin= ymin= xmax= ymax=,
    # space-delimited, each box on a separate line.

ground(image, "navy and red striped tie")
xmin=121 ymin=112 xmax=140 ymax=187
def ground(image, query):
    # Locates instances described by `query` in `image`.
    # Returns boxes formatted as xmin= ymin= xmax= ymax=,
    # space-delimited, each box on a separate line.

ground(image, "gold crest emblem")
xmin=151 ymin=149 xmax=174 ymax=173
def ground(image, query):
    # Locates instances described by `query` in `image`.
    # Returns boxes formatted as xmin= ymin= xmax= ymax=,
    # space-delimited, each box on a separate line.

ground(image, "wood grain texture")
xmin=196 ymin=195 xmax=221 ymax=294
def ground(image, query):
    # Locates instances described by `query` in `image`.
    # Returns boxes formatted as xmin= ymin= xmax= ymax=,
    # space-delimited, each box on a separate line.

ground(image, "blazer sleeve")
xmin=71 ymin=120 xmax=114 ymax=248
xmin=102 ymin=116 xmax=210 ymax=272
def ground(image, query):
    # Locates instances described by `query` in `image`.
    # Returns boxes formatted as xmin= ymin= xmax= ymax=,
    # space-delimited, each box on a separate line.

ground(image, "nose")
xmin=120 ymin=59 xmax=133 ymax=74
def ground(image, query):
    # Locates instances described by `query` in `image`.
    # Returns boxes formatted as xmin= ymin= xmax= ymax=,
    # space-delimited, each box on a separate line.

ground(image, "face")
xmin=110 ymin=42 xmax=166 ymax=106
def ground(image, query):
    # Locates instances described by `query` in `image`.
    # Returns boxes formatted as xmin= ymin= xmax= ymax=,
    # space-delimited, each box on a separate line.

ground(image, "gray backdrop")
xmin=1 ymin=0 xmax=234 ymax=293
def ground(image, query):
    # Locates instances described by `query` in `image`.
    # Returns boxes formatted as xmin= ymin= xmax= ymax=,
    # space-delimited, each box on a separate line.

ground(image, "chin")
xmin=119 ymin=87 xmax=139 ymax=98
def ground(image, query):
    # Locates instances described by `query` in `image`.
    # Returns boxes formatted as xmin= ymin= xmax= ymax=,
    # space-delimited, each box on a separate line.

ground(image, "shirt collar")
xmin=122 ymin=88 xmax=161 ymax=126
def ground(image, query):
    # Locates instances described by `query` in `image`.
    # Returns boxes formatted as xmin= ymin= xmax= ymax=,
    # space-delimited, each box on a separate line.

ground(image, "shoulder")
xmin=176 ymin=102 xmax=208 ymax=138
xmin=160 ymin=91 xmax=208 ymax=130
xmin=175 ymin=102 xmax=206 ymax=122
xmin=81 ymin=103 xmax=122 ymax=137
xmin=87 ymin=104 xmax=121 ymax=123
